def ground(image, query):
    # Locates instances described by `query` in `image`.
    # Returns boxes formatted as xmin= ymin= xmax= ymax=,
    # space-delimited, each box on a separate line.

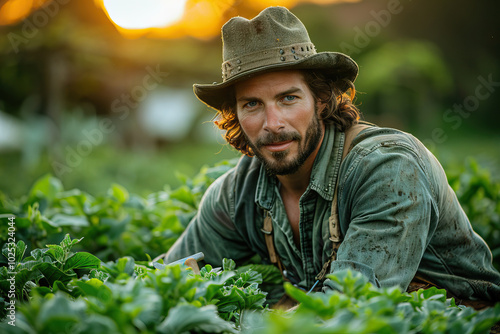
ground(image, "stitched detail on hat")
xmin=222 ymin=42 xmax=316 ymax=80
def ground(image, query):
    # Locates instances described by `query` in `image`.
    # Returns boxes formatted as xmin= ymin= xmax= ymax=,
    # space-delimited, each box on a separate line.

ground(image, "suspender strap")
xmin=262 ymin=210 xmax=284 ymax=273
xmin=315 ymin=122 xmax=371 ymax=281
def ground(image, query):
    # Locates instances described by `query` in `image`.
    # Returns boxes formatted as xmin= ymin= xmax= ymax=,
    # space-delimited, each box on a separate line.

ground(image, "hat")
xmin=194 ymin=6 xmax=358 ymax=112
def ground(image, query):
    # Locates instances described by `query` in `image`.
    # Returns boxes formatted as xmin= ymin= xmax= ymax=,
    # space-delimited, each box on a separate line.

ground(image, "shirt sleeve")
xmin=325 ymin=142 xmax=438 ymax=290
xmin=164 ymin=172 xmax=255 ymax=267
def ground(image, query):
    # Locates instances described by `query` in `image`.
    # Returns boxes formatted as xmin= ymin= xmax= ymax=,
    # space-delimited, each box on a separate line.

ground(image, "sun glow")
xmin=0 ymin=0 xmax=359 ymax=39
xmin=102 ymin=0 xmax=188 ymax=30
xmin=0 ymin=0 xmax=50 ymax=25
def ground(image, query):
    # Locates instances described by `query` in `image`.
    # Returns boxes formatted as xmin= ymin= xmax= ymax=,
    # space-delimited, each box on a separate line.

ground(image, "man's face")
xmin=235 ymin=70 xmax=324 ymax=176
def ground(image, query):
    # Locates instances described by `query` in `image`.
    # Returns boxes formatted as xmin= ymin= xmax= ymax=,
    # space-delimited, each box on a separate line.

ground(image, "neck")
xmin=277 ymin=124 xmax=325 ymax=197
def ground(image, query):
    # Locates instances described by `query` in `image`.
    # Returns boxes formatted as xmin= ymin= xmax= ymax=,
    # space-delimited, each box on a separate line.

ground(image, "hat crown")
xmin=193 ymin=6 xmax=358 ymax=112
xmin=222 ymin=6 xmax=312 ymax=62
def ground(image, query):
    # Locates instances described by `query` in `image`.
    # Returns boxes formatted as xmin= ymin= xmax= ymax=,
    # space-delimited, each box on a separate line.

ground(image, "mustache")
xmin=255 ymin=131 xmax=302 ymax=148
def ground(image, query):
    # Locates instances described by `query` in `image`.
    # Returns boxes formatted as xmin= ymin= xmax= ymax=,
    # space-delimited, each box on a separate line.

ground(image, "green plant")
xmin=447 ymin=158 xmax=500 ymax=269
xmin=242 ymin=270 xmax=500 ymax=334
xmin=0 ymin=235 xmax=267 ymax=333
xmin=1 ymin=158 xmax=499 ymax=333
xmin=0 ymin=159 xmax=238 ymax=263
xmin=0 ymin=235 xmax=100 ymax=304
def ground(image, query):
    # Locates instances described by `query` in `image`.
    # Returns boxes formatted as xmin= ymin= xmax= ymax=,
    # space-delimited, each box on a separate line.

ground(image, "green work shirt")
xmin=165 ymin=123 xmax=500 ymax=301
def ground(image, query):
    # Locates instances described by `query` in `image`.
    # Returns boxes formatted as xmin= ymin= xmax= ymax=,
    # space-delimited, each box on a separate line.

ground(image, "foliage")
xmin=243 ymin=270 xmax=500 ymax=334
xmin=0 ymin=237 xmax=267 ymax=333
xmin=0 ymin=235 xmax=99 ymax=304
xmin=0 ymin=159 xmax=238 ymax=263
xmin=1 ymin=237 xmax=498 ymax=333
xmin=447 ymin=158 xmax=500 ymax=269
xmin=0 ymin=158 xmax=500 ymax=332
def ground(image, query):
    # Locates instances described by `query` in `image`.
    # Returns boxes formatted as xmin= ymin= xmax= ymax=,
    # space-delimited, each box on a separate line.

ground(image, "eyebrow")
xmin=236 ymin=87 xmax=304 ymax=103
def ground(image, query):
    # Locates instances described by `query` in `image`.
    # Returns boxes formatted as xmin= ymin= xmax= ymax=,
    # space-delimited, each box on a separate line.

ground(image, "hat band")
xmin=221 ymin=42 xmax=316 ymax=81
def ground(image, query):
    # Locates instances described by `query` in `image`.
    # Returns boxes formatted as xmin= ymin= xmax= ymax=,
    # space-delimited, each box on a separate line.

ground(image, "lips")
xmin=264 ymin=140 xmax=293 ymax=152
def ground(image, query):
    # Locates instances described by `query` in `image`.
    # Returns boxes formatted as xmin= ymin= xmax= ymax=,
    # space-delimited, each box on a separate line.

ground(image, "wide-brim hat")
xmin=194 ymin=6 xmax=359 ymax=112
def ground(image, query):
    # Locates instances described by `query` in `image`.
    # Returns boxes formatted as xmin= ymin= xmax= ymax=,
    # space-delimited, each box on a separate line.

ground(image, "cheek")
xmin=238 ymin=113 xmax=262 ymax=137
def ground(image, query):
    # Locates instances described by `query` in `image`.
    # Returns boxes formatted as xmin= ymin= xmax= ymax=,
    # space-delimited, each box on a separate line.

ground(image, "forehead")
xmin=234 ymin=70 xmax=307 ymax=97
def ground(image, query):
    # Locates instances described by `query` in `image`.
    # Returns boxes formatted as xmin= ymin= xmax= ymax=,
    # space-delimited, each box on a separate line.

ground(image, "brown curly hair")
xmin=214 ymin=70 xmax=361 ymax=156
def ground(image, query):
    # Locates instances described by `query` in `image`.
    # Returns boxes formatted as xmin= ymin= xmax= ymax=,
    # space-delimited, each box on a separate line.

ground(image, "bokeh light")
xmin=0 ymin=0 xmax=50 ymax=25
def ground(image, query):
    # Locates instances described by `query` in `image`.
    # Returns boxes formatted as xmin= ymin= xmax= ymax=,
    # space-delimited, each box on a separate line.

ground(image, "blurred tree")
xmin=0 ymin=0 xmax=497 ymax=137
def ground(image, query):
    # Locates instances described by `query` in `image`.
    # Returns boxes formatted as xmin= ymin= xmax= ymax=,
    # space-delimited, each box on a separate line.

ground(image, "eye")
xmin=243 ymin=100 xmax=259 ymax=110
xmin=282 ymin=95 xmax=297 ymax=103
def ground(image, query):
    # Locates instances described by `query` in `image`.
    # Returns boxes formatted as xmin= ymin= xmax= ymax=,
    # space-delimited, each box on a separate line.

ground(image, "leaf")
xmin=75 ymin=314 xmax=120 ymax=333
xmin=75 ymin=279 xmax=112 ymax=302
xmin=122 ymin=285 xmax=162 ymax=327
xmin=169 ymin=186 xmax=195 ymax=207
xmin=49 ymin=214 xmax=90 ymax=228
xmin=223 ymin=258 xmax=236 ymax=271
xmin=46 ymin=245 xmax=65 ymax=263
xmin=238 ymin=264 xmax=283 ymax=285
xmin=28 ymin=174 xmax=63 ymax=201
xmin=60 ymin=234 xmax=84 ymax=251
xmin=89 ymin=269 xmax=110 ymax=282
xmin=116 ymin=257 xmax=135 ymax=276
xmin=109 ymin=184 xmax=129 ymax=204
xmin=33 ymin=262 xmax=76 ymax=286
xmin=15 ymin=240 xmax=27 ymax=264
xmin=1 ymin=240 xmax=26 ymax=265
xmin=30 ymin=248 xmax=49 ymax=261
xmin=157 ymin=304 xmax=236 ymax=334
xmin=63 ymin=252 xmax=101 ymax=272
xmin=37 ymin=292 xmax=87 ymax=329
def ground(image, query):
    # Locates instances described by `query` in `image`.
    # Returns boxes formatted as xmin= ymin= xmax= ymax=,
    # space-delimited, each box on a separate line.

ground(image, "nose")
xmin=263 ymin=105 xmax=285 ymax=133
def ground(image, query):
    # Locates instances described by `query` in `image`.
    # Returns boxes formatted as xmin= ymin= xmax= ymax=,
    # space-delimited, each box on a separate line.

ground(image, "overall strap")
xmin=261 ymin=210 xmax=284 ymax=273
xmin=315 ymin=122 xmax=371 ymax=281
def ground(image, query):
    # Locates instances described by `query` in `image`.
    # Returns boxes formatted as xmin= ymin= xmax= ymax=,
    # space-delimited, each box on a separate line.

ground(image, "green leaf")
xmin=50 ymin=214 xmax=89 ymax=227
xmin=46 ymin=245 xmax=65 ymax=263
xmin=169 ymin=186 xmax=195 ymax=207
xmin=116 ymin=257 xmax=135 ymax=276
xmin=28 ymin=174 xmax=63 ymax=201
xmin=75 ymin=279 xmax=112 ymax=302
xmin=15 ymin=240 xmax=27 ymax=264
xmin=75 ymin=314 xmax=120 ymax=333
xmin=37 ymin=292 xmax=87 ymax=330
xmin=157 ymin=304 xmax=236 ymax=334
xmin=63 ymin=252 xmax=101 ymax=272
xmin=223 ymin=258 xmax=236 ymax=271
xmin=109 ymin=184 xmax=129 ymax=204
xmin=238 ymin=264 xmax=283 ymax=285
xmin=1 ymin=240 xmax=26 ymax=265
xmin=33 ymin=262 xmax=76 ymax=286
xmin=60 ymin=234 xmax=83 ymax=251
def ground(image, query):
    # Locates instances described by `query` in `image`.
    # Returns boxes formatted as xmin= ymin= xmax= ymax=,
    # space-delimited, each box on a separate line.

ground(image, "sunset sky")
xmin=0 ymin=0 xmax=357 ymax=39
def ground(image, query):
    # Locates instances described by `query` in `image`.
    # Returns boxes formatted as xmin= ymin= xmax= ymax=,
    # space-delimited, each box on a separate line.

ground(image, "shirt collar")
xmin=255 ymin=123 xmax=342 ymax=209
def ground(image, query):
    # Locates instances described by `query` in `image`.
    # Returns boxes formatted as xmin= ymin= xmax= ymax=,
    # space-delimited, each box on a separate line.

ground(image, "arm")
xmin=165 ymin=173 xmax=255 ymax=267
xmin=326 ymin=142 xmax=438 ymax=290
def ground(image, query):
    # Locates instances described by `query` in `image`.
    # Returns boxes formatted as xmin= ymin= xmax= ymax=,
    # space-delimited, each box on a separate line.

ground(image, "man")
xmin=165 ymin=6 xmax=500 ymax=304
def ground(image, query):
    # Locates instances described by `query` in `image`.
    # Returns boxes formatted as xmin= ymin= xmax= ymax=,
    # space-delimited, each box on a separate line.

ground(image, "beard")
xmin=245 ymin=110 xmax=323 ymax=176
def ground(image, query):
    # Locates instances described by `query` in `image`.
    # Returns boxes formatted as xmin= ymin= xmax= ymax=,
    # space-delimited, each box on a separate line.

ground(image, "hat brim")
xmin=193 ymin=51 xmax=358 ymax=112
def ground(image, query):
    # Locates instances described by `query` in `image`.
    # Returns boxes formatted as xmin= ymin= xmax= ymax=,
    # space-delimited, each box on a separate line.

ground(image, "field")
xmin=1 ymin=142 xmax=499 ymax=333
